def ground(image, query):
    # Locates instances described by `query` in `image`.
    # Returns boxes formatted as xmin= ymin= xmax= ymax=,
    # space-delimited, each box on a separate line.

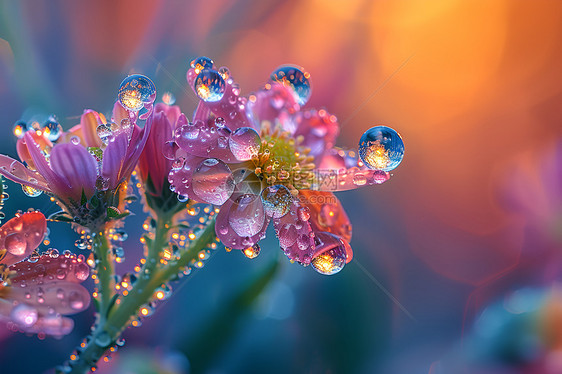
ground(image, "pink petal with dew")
xmin=216 ymin=192 xmax=270 ymax=250
xmin=102 ymin=132 xmax=128 ymax=189
xmin=23 ymin=132 xmax=72 ymax=198
xmin=187 ymin=67 xmax=253 ymax=130
xmin=16 ymin=132 xmax=52 ymax=169
xmin=118 ymin=117 xmax=153 ymax=186
xmin=167 ymin=154 xmax=206 ymax=200
xmin=80 ymin=110 xmax=104 ymax=148
xmin=298 ymin=190 xmax=352 ymax=242
xmin=7 ymin=281 xmax=91 ymax=315
xmin=0 ymin=211 xmax=46 ymax=266
xmin=10 ymin=253 xmax=90 ymax=285
xmin=293 ymin=109 xmax=339 ymax=164
xmin=50 ymin=143 xmax=98 ymax=200
xmin=248 ymin=83 xmax=299 ymax=131
xmin=20 ymin=315 xmax=75 ymax=336
xmin=272 ymin=195 xmax=316 ymax=265
xmin=311 ymin=167 xmax=390 ymax=191
xmin=174 ymin=112 xmax=237 ymax=162
xmin=0 ymin=155 xmax=51 ymax=193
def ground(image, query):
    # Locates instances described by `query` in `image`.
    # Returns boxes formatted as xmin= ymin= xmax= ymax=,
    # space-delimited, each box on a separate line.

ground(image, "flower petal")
xmin=80 ymin=110 xmax=104 ymax=148
xmin=10 ymin=253 xmax=90 ymax=285
xmin=298 ymin=190 xmax=352 ymax=242
xmin=7 ymin=281 xmax=91 ymax=315
xmin=117 ymin=117 xmax=154 ymax=186
xmin=272 ymin=194 xmax=316 ymax=265
xmin=50 ymin=143 xmax=98 ymax=200
xmin=154 ymin=103 xmax=181 ymax=128
xmin=0 ymin=155 xmax=51 ymax=193
xmin=167 ymin=154 xmax=206 ymax=200
xmin=293 ymin=109 xmax=339 ymax=164
xmin=174 ymin=112 xmax=237 ymax=162
xmin=248 ymin=83 xmax=299 ymax=131
xmin=216 ymin=192 xmax=270 ymax=250
xmin=139 ymin=111 xmax=173 ymax=195
xmin=102 ymin=132 xmax=128 ymax=189
xmin=0 ymin=211 xmax=46 ymax=266
xmin=19 ymin=314 xmax=75 ymax=336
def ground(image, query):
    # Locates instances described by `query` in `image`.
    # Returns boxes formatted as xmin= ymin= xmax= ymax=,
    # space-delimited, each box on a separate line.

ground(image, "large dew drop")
xmin=358 ymin=126 xmax=404 ymax=171
xmin=4 ymin=232 xmax=28 ymax=255
xmin=191 ymin=56 xmax=214 ymax=72
xmin=194 ymin=70 xmax=226 ymax=102
xmin=228 ymin=194 xmax=265 ymax=237
xmin=270 ymin=65 xmax=311 ymax=106
xmin=261 ymin=185 xmax=293 ymax=219
xmin=22 ymin=185 xmax=42 ymax=198
xmin=229 ymin=127 xmax=261 ymax=161
xmin=42 ymin=118 xmax=62 ymax=142
xmin=118 ymin=74 xmax=156 ymax=112
xmin=311 ymin=233 xmax=349 ymax=275
xmin=192 ymin=158 xmax=235 ymax=205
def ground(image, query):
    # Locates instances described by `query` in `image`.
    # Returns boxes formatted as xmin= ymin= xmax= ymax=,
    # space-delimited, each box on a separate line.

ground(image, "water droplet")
xmin=56 ymin=288 xmax=65 ymax=299
xmin=13 ymin=120 xmax=30 ymax=138
xmin=192 ymin=158 xmax=235 ymax=205
xmin=95 ymin=176 xmax=110 ymax=191
xmin=177 ymin=194 xmax=189 ymax=203
xmin=70 ymin=136 xmax=81 ymax=145
xmin=42 ymin=118 xmax=62 ymax=141
xmin=112 ymin=247 xmax=125 ymax=258
xmin=162 ymin=92 xmax=176 ymax=105
xmin=11 ymin=304 xmax=38 ymax=327
xmin=118 ymin=74 xmax=156 ymax=112
xmin=243 ymin=243 xmax=261 ymax=259
xmin=270 ymin=65 xmax=311 ymax=106
xmin=353 ymin=173 xmax=367 ymax=186
xmin=218 ymin=67 xmax=230 ymax=80
xmin=163 ymin=141 xmax=179 ymax=160
xmin=261 ymin=185 xmax=292 ymax=218
xmin=358 ymin=126 xmax=404 ymax=171
xmin=75 ymin=238 xmax=88 ymax=250
xmin=22 ymin=185 xmax=42 ymax=197
xmin=371 ymin=170 xmax=390 ymax=184
xmin=194 ymin=70 xmax=226 ymax=103
xmin=113 ymin=229 xmax=128 ymax=242
xmin=311 ymin=233 xmax=349 ymax=275
xmin=229 ymin=127 xmax=261 ymax=161
xmin=96 ymin=124 xmax=114 ymax=145
xmin=95 ymin=331 xmax=112 ymax=347
xmin=278 ymin=224 xmax=298 ymax=248
xmin=68 ymin=291 xmax=85 ymax=310
xmin=215 ymin=117 xmax=226 ymax=128
xmin=74 ymin=263 xmax=90 ymax=281
xmin=56 ymin=268 xmax=67 ymax=280
xmin=5 ymin=233 xmax=27 ymax=255
xmin=297 ymin=206 xmax=310 ymax=221
xmin=190 ymin=56 xmax=214 ymax=72
xmin=228 ymin=194 xmax=265 ymax=237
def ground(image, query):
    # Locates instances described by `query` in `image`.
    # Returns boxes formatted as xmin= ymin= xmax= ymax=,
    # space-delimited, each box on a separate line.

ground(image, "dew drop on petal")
xmin=358 ymin=126 xmax=404 ymax=171
xmin=194 ymin=70 xmax=226 ymax=103
xmin=4 ymin=232 xmax=27 ymax=255
xmin=371 ymin=170 xmax=390 ymax=184
xmin=270 ymin=65 xmax=311 ymax=106
xmin=42 ymin=118 xmax=62 ymax=142
xmin=311 ymin=247 xmax=346 ymax=275
xmin=261 ymin=185 xmax=292 ymax=218
xmin=22 ymin=185 xmax=42 ymax=197
xmin=229 ymin=127 xmax=261 ymax=161
xmin=118 ymin=74 xmax=156 ymax=112
xmin=163 ymin=141 xmax=179 ymax=160
xmin=11 ymin=304 xmax=38 ymax=327
xmin=70 ymin=136 xmax=81 ymax=145
xmin=297 ymin=206 xmax=311 ymax=221
xmin=190 ymin=56 xmax=214 ymax=72
xmin=74 ymin=262 xmax=90 ymax=281
xmin=228 ymin=194 xmax=265 ymax=237
xmin=192 ymin=159 xmax=235 ymax=205
xmin=243 ymin=243 xmax=261 ymax=259
xmin=68 ymin=291 xmax=85 ymax=310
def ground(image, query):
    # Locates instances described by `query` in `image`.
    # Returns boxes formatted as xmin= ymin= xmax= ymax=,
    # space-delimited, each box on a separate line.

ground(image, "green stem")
xmin=66 ymin=217 xmax=216 ymax=374
xmin=92 ymin=230 xmax=115 ymax=317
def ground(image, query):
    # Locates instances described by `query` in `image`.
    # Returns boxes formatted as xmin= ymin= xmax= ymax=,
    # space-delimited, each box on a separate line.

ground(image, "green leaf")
xmin=89 ymin=194 xmax=100 ymax=208
xmin=106 ymin=206 xmax=121 ymax=218
xmin=106 ymin=293 xmax=119 ymax=318
xmin=48 ymin=211 xmax=74 ymax=222
xmin=80 ymin=189 xmax=88 ymax=206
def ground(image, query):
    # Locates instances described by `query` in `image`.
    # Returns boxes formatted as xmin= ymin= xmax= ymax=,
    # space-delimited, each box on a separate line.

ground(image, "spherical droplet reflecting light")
xmin=190 ymin=56 xmax=214 ymax=73
xmin=118 ymin=74 xmax=156 ymax=111
xmin=270 ymin=65 xmax=311 ymax=106
xmin=358 ymin=126 xmax=404 ymax=172
xmin=192 ymin=158 xmax=235 ymax=205
xmin=261 ymin=185 xmax=292 ymax=218
xmin=229 ymin=127 xmax=261 ymax=161
xmin=42 ymin=118 xmax=62 ymax=141
xmin=194 ymin=70 xmax=226 ymax=103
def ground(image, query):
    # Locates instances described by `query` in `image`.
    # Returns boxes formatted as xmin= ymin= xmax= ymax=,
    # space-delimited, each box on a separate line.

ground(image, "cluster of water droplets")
xmin=13 ymin=115 xmax=62 ymax=141
xmin=191 ymin=57 xmax=226 ymax=103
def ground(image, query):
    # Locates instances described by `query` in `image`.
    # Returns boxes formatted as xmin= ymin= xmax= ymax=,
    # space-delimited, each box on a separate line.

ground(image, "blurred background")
xmin=1 ymin=0 xmax=562 ymax=373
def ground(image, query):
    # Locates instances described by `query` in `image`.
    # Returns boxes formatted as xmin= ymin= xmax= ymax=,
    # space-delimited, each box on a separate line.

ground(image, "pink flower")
xmin=0 ymin=108 xmax=152 ymax=228
xmin=0 ymin=212 xmax=90 ymax=336
xmin=167 ymin=61 xmax=380 ymax=273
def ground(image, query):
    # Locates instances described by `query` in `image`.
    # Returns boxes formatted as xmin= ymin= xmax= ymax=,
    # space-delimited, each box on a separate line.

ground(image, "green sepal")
xmin=106 ymin=293 xmax=119 ymax=318
xmin=80 ymin=189 xmax=88 ymax=206
xmin=106 ymin=206 xmax=121 ymax=218
xmin=48 ymin=210 xmax=74 ymax=223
